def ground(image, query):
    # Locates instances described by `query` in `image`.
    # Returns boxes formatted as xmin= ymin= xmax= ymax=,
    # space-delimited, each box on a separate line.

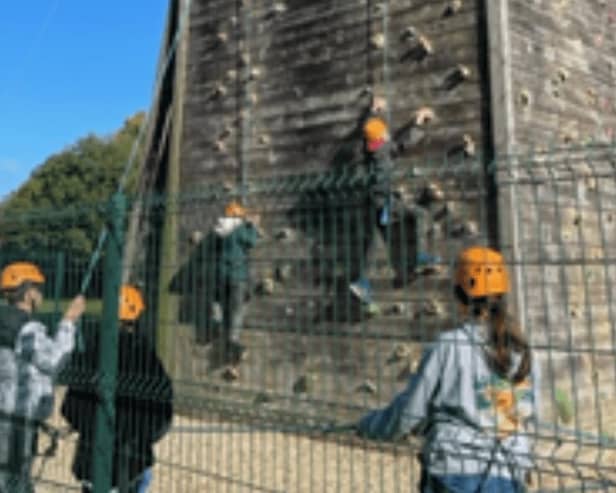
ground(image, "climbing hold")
xmin=359 ymin=86 xmax=373 ymax=100
xmin=463 ymin=134 xmax=476 ymax=157
xmin=385 ymin=302 xmax=408 ymax=316
xmin=401 ymin=26 xmax=417 ymax=41
xmin=418 ymin=181 xmax=445 ymax=204
xmin=213 ymin=83 xmax=227 ymax=98
xmin=443 ymin=0 xmax=463 ymax=17
xmin=219 ymin=125 xmax=233 ymax=140
xmin=371 ymin=95 xmax=388 ymax=114
xmin=258 ymin=134 xmax=271 ymax=145
xmin=214 ymin=139 xmax=227 ymax=153
xmin=414 ymin=106 xmax=435 ymax=126
xmin=370 ymin=32 xmax=386 ymax=50
xmin=293 ymin=374 xmax=317 ymax=394
xmin=447 ymin=134 xmax=476 ymax=158
xmin=415 ymin=35 xmax=433 ymax=57
xmin=189 ymin=230 xmax=204 ymax=245
xmin=450 ymin=220 xmax=478 ymax=238
xmin=249 ymin=92 xmax=259 ymax=104
xmin=355 ymin=380 xmax=377 ymax=395
xmin=275 ymin=227 xmax=295 ymax=241
xmin=222 ymin=366 xmax=240 ymax=381
xmin=216 ymin=31 xmax=228 ymax=44
xmin=400 ymin=29 xmax=432 ymax=62
xmin=387 ymin=343 xmax=410 ymax=364
xmin=275 ymin=264 xmax=293 ymax=282
xmin=573 ymin=214 xmax=582 ymax=226
xmin=554 ymin=389 xmax=574 ymax=424
xmin=556 ymin=67 xmax=569 ymax=82
xmin=562 ymin=131 xmax=575 ymax=144
xmin=414 ymin=300 xmax=443 ymax=318
xmin=443 ymin=64 xmax=471 ymax=89
xmin=518 ymin=89 xmax=531 ymax=108
xmin=258 ymin=277 xmax=275 ymax=295
xmin=249 ymin=66 xmax=262 ymax=80
xmin=269 ymin=2 xmax=287 ymax=16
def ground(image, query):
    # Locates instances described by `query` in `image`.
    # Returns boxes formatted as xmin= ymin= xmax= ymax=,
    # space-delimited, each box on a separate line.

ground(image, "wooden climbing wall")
xmin=508 ymin=0 xmax=616 ymax=149
xmin=495 ymin=0 xmax=616 ymax=438
xmin=158 ymin=0 xmax=493 ymax=416
xmin=146 ymin=0 xmax=616 ymax=437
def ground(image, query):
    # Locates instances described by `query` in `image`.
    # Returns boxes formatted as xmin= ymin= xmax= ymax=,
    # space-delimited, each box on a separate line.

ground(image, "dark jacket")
xmin=61 ymin=328 xmax=173 ymax=486
xmin=213 ymin=218 xmax=258 ymax=282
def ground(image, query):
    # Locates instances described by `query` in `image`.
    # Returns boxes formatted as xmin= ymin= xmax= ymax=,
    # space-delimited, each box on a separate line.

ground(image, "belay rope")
xmin=34 ymin=0 xmax=194 ymax=485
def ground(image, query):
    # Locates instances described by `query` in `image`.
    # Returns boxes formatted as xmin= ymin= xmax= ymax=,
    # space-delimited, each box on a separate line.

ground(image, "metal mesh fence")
xmin=0 ymin=146 xmax=614 ymax=491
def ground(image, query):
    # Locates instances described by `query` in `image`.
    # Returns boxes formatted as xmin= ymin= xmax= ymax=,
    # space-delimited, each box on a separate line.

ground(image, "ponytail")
xmin=484 ymin=298 xmax=531 ymax=383
xmin=455 ymin=286 xmax=531 ymax=383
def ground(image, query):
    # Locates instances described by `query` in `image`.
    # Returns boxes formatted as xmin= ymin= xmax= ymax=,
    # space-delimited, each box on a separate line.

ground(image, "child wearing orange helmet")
xmin=207 ymin=200 xmax=261 ymax=378
xmin=62 ymin=285 xmax=173 ymax=493
xmin=356 ymin=246 xmax=539 ymax=492
xmin=0 ymin=261 xmax=85 ymax=491
xmin=349 ymin=109 xmax=441 ymax=313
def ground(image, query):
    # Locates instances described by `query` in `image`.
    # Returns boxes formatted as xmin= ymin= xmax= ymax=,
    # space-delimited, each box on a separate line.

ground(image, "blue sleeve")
xmin=357 ymin=343 xmax=447 ymax=441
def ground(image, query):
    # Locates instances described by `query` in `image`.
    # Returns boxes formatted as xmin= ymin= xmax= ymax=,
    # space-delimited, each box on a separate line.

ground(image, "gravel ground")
xmin=33 ymin=390 xmax=615 ymax=492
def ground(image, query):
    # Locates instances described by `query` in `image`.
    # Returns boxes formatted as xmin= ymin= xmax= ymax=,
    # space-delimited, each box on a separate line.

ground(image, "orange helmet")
xmin=1 ymin=262 xmax=45 ymax=291
xmin=224 ymin=201 xmax=247 ymax=218
xmin=363 ymin=117 xmax=389 ymax=151
xmin=455 ymin=246 xmax=509 ymax=299
xmin=119 ymin=285 xmax=145 ymax=321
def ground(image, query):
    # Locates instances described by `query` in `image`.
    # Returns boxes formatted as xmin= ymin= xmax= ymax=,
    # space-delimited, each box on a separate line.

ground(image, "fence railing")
xmin=0 ymin=148 xmax=614 ymax=491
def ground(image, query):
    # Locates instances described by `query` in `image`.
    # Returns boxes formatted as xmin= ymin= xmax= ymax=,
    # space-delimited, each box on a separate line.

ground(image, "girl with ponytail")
xmin=357 ymin=246 xmax=539 ymax=492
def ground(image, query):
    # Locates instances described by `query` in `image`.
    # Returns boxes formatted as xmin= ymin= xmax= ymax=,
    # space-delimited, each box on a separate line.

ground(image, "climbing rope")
xmin=34 ymin=0 xmax=195 ymax=485
xmin=80 ymin=0 xmax=193 ymax=294
xmin=75 ymin=0 xmax=193 ymax=351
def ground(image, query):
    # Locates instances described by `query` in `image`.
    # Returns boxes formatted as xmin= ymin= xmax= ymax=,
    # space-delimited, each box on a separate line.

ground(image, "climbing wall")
xmin=165 ymin=0 xmax=493 ymax=415
xmin=497 ymin=0 xmax=616 ymax=439
xmin=508 ymin=0 xmax=616 ymax=148
xmin=180 ymin=0 xmax=488 ymax=182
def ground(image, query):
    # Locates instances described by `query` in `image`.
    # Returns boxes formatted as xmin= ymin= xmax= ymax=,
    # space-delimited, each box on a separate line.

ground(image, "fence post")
xmin=92 ymin=192 xmax=126 ymax=493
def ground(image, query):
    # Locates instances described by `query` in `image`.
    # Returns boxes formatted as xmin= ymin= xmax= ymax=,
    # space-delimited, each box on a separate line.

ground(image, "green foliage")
xmin=0 ymin=113 xmax=146 ymax=259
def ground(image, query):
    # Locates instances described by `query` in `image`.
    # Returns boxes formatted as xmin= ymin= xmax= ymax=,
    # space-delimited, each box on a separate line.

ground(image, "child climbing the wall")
xmin=61 ymin=285 xmax=173 ymax=493
xmin=349 ymin=98 xmax=441 ymax=314
xmin=212 ymin=200 xmax=262 ymax=379
xmin=356 ymin=246 xmax=539 ymax=492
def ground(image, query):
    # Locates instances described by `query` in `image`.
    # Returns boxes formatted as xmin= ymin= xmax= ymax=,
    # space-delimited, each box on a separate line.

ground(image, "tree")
xmin=0 ymin=112 xmax=146 ymax=261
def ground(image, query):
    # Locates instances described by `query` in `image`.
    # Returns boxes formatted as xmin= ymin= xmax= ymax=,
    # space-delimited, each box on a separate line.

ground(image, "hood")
xmin=0 ymin=304 xmax=30 ymax=348
xmin=214 ymin=217 xmax=244 ymax=237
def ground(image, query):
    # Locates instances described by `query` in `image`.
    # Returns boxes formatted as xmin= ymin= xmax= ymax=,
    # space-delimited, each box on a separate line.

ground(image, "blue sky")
xmin=0 ymin=0 xmax=169 ymax=199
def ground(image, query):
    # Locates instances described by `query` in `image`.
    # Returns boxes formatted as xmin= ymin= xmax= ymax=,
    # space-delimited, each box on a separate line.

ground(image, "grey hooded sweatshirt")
xmin=358 ymin=322 xmax=540 ymax=482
